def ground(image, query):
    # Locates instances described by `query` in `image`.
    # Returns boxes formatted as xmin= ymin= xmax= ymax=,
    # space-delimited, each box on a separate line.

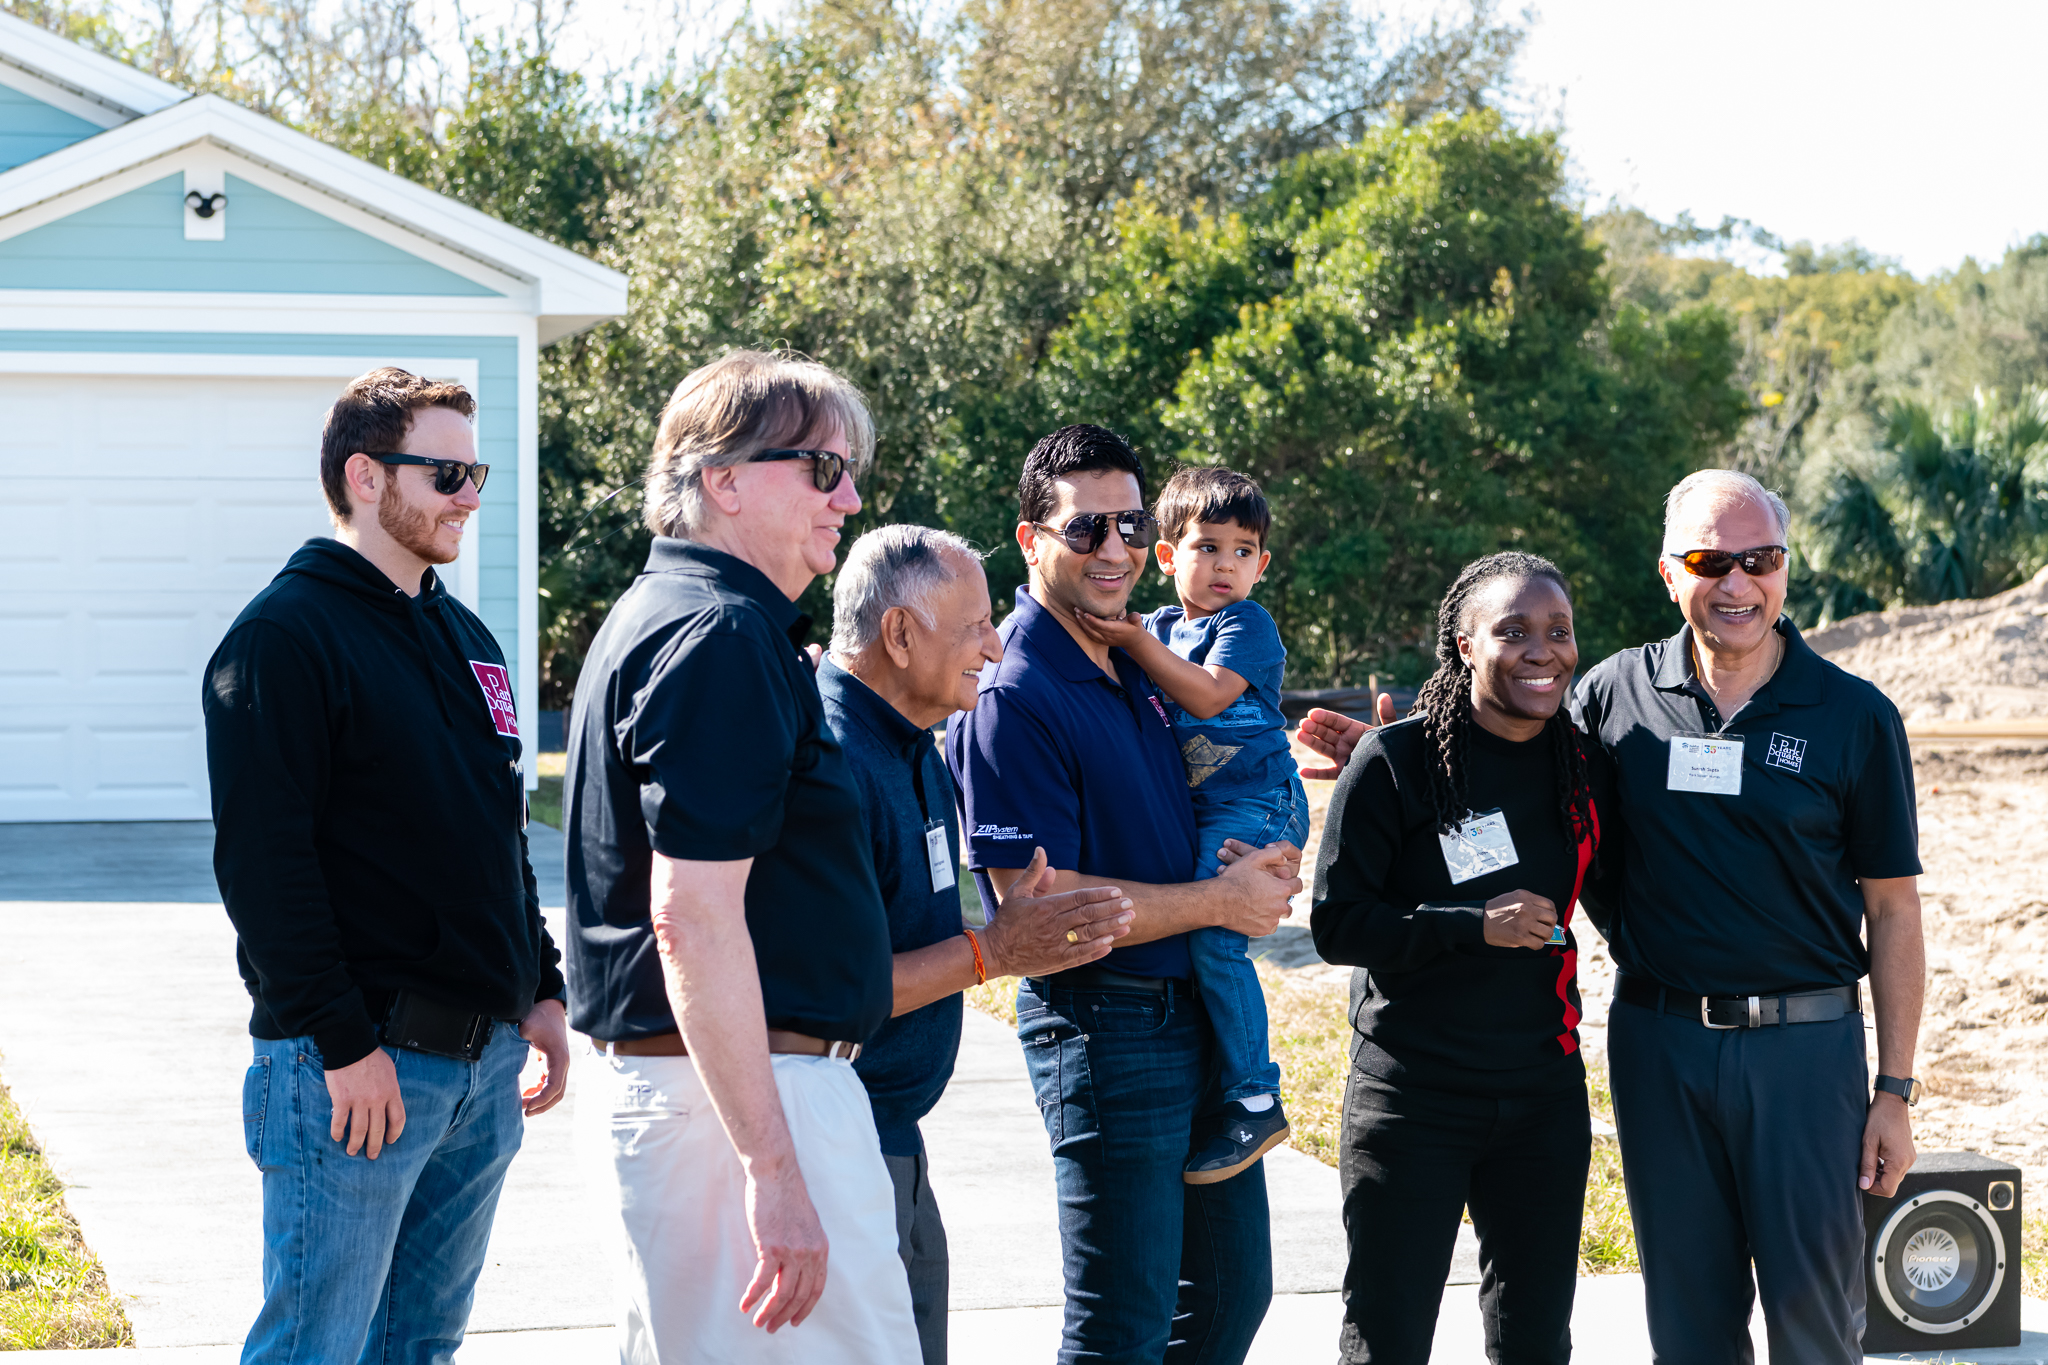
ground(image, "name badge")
xmin=1667 ymin=733 xmax=1744 ymax=795
xmin=1438 ymin=808 xmax=1519 ymax=885
xmin=924 ymin=819 xmax=956 ymax=893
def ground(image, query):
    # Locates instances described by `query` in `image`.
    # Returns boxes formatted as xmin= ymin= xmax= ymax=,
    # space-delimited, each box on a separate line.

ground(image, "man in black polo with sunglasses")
xmin=947 ymin=425 xmax=1304 ymax=1363
xmin=205 ymin=367 xmax=570 ymax=1363
xmin=1571 ymin=469 xmax=1925 ymax=1364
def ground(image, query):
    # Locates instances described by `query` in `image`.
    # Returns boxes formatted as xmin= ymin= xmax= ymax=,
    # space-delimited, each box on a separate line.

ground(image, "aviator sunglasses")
xmin=368 ymin=453 xmax=490 ymax=495
xmin=1034 ymin=510 xmax=1160 ymax=556
xmin=1666 ymin=544 xmax=1787 ymax=578
xmin=749 ymin=447 xmax=855 ymax=493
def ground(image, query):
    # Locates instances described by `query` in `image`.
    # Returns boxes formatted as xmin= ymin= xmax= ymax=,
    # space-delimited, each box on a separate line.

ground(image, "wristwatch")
xmin=1874 ymin=1074 xmax=1922 ymax=1106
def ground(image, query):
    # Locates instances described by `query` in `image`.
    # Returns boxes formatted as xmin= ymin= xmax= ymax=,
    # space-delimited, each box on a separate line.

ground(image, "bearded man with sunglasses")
xmin=1568 ymin=469 xmax=1925 ymax=1364
xmin=204 ymin=367 xmax=571 ymax=1364
xmin=946 ymin=424 xmax=1305 ymax=1364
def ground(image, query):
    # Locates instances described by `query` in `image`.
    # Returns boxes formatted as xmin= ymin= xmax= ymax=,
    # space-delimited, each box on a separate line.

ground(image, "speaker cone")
xmin=1870 ymin=1191 xmax=2007 ymax=1334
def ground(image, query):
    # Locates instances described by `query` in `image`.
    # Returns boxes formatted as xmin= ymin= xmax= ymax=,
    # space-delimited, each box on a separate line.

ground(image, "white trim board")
xmin=0 ymin=351 xmax=489 ymax=612
xmin=0 ymin=351 xmax=480 ymax=382
xmin=0 ymin=292 xmax=539 ymax=334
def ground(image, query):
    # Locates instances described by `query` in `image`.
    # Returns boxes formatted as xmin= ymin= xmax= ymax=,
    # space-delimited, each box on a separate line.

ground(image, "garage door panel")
xmin=0 ymin=706 xmax=210 ymax=822
xmin=0 ymin=371 xmax=444 ymax=822
xmin=0 ymin=481 xmax=332 ymax=593
xmin=0 ymin=596 xmax=251 ymax=704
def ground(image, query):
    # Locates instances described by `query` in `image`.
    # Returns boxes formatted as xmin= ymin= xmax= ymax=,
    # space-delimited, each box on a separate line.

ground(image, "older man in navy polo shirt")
xmin=947 ymin=425 xmax=1303 ymax=1364
xmin=820 ymin=524 xmax=1137 ymax=1365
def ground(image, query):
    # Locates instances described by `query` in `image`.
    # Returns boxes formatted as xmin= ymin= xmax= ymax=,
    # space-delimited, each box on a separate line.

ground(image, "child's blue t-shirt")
xmin=1143 ymin=599 xmax=1293 ymax=807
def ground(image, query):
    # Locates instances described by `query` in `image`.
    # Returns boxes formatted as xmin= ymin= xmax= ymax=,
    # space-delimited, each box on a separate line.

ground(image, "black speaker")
xmin=1861 ymin=1150 xmax=2022 ymax=1353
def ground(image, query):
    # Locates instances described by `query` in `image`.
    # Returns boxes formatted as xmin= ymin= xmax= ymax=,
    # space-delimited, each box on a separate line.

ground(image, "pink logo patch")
xmin=469 ymin=661 xmax=519 ymax=737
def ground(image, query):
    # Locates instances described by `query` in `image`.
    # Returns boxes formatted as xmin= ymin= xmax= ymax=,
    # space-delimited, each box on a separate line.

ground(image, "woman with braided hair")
xmin=1310 ymin=551 xmax=1612 ymax=1364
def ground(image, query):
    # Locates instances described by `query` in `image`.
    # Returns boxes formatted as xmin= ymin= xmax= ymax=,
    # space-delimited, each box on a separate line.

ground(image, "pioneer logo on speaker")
xmin=1863 ymin=1150 xmax=2022 ymax=1353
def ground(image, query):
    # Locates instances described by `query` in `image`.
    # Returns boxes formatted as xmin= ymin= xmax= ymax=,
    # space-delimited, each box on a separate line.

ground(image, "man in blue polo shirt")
xmin=947 ymin=424 xmax=1304 ymax=1364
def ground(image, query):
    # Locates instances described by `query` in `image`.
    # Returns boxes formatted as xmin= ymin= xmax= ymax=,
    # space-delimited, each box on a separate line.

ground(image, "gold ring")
xmin=1065 ymin=930 xmax=1081 ymax=944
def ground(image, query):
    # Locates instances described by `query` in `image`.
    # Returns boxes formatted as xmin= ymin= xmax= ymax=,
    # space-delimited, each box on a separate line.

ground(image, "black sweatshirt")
xmin=203 ymin=539 xmax=564 ymax=1069
xmin=1311 ymin=716 xmax=1606 ymax=1096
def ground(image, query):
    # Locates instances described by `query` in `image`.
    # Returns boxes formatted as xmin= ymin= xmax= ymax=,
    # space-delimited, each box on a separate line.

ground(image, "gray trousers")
xmin=884 ymin=1151 xmax=950 ymax=1365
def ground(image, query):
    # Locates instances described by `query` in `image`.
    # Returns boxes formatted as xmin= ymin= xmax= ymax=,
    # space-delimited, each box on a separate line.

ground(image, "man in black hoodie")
xmin=204 ymin=367 xmax=570 ymax=1365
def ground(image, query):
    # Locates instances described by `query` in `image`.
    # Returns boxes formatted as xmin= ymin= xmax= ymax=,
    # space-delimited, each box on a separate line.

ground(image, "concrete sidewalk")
xmin=3 ymin=820 xmax=2043 ymax=1363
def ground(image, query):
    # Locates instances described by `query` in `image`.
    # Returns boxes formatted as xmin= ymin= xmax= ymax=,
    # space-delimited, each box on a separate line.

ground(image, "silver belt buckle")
xmin=1701 ymin=995 xmax=1760 ymax=1029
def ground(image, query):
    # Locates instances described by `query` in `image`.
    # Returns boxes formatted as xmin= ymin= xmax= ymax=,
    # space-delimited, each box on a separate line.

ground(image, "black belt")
xmin=1030 ymin=963 xmax=1182 ymax=996
xmin=1617 ymin=974 xmax=1860 ymax=1029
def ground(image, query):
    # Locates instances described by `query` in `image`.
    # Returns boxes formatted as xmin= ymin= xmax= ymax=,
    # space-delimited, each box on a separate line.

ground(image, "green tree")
xmin=1797 ymin=387 xmax=2048 ymax=619
xmin=1041 ymin=112 xmax=1746 ymax=683
xmin=532 ymin=0 xmax=1532 ymax=702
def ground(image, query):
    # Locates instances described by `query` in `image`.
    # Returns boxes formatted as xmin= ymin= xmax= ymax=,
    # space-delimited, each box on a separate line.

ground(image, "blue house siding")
xmin=0 ymin=80 xmax=98 ymax=171
xmin=0 ymin=331 xmax=524 ymax=682
xmin=0 ymin=174 xmax=503 ymax=295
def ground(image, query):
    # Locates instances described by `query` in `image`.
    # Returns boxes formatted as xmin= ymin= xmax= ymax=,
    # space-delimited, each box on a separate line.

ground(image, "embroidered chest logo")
xmin=1180 ymin=734 xmax=1243 ymax=788
xmin=1765 ymin=733 xmax=1806 ymax=774
xmin=469 ymin=661 xmax=519 ymax=738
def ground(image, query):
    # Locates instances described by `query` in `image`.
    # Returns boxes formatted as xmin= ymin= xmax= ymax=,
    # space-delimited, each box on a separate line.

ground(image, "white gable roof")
xmin=0 ymin=20 xmax=626 ymax=339
xmin=0 ymin=9 xmax=186 ymax=122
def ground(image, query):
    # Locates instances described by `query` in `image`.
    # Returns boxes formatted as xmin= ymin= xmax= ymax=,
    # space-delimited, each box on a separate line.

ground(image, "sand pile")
xmin=1803 ymin=565 xmax=2048 ymax=723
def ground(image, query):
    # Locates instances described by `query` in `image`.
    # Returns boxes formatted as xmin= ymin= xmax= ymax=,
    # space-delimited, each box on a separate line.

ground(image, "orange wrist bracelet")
xmin=964 ymin=928 xmax=987 ymax=985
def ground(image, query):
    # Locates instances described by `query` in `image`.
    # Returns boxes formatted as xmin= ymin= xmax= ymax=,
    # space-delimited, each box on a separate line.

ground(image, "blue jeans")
xmin=1189 ymin=775 xmax=1307 ymax=1103
xmin=1017 ymin=977 xmax=1273 ymax=1364
xmin=240 ymin=1021 xmax=527 ymax=1365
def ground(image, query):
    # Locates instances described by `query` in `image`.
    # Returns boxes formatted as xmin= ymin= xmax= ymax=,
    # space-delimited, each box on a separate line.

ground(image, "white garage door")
xmin=0 ymin=373 xmax=346 ymax=822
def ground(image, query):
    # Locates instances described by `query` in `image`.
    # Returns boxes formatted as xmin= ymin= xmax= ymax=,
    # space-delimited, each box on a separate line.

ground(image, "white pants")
xmin=579 ymin=1046 xmax=920 ymax=1365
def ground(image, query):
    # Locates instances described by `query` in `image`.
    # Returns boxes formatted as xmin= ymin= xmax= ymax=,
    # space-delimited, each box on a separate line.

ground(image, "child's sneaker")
xmin=1183 ymin=1099 xmax=1290 ymax=1184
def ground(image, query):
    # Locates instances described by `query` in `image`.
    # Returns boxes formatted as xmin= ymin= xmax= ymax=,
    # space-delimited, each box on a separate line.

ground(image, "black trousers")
xmin=1337 ymin=1066 xmax=1590 ymax=1364
xmin=1607 ymin=997 xmax=1869 ymax=1365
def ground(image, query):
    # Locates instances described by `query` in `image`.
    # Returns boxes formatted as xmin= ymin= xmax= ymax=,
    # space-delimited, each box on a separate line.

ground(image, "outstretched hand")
xmin=1296 ymin=697 xmax=1397 ymax=780
xmin=984 ymin=847 xmax=1134 ymax=978
xmin=1072 ymin=610 xmax=1150 ymax=650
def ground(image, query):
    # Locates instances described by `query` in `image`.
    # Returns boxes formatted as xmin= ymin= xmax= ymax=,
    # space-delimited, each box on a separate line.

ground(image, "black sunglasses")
xmin=1666 ymin=544 xmax=1786 ymax=578
xmin=750 ymin=447 xmax=854 ymax=493
xmin=368 ymin=453 xmax=490 ymax=495
xmin=1034 ymin=510 xmax=1159 ymax=556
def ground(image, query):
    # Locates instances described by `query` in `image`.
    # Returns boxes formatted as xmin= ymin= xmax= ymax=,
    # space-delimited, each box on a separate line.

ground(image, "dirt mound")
xmin=1803 ymin=565 xmax=2048 ymax=723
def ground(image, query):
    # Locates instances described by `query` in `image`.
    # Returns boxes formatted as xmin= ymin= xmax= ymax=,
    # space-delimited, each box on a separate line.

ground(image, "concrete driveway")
xmin=10 ymin=821 xmax=2029 ymax=1363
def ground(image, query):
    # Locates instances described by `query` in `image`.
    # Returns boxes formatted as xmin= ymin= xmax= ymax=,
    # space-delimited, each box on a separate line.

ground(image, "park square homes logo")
xmin=1765 ymin=733 xmax=1807 ymax=774
xmin=469 ymin=661 xmax=519 ymax=738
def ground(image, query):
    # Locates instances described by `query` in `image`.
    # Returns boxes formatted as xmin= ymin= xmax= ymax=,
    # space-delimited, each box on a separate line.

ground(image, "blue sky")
xmin=1511 ymin=0 xmax=2048 ymax=277
xmin=422 ymin=0 xmax=2048 ymax=279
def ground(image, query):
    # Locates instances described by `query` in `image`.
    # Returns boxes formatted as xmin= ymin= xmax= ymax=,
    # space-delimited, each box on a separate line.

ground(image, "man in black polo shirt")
xmin=1572 ymin=469 xmax=1925 ymax=1364
xmin=947 ymin=425 xmax=1304 ymax=1363
xmin=564 ymin=351 xmax=918 ymax=1361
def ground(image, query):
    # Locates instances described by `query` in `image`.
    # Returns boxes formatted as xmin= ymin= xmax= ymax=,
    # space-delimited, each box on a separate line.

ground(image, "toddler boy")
xmin=1077 ymin=466 xmax=1304 ymax=1182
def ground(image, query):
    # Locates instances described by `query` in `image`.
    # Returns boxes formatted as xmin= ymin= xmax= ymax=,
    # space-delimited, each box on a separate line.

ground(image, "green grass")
xmin=2024 ymin=1210 xmax=2047 ymax=1302
xmin=967 ymin=970 xmax=1644 ymax=1274
xmin=0 ymin=1066 xmax=132 ymax=1350
xmin=530 ymin=752 xmax=565 ymax=831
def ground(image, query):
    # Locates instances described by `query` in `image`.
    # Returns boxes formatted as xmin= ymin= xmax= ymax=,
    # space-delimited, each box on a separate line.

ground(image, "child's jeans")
xmin=1189 ymin=774 xmax=1309 ymax=1104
